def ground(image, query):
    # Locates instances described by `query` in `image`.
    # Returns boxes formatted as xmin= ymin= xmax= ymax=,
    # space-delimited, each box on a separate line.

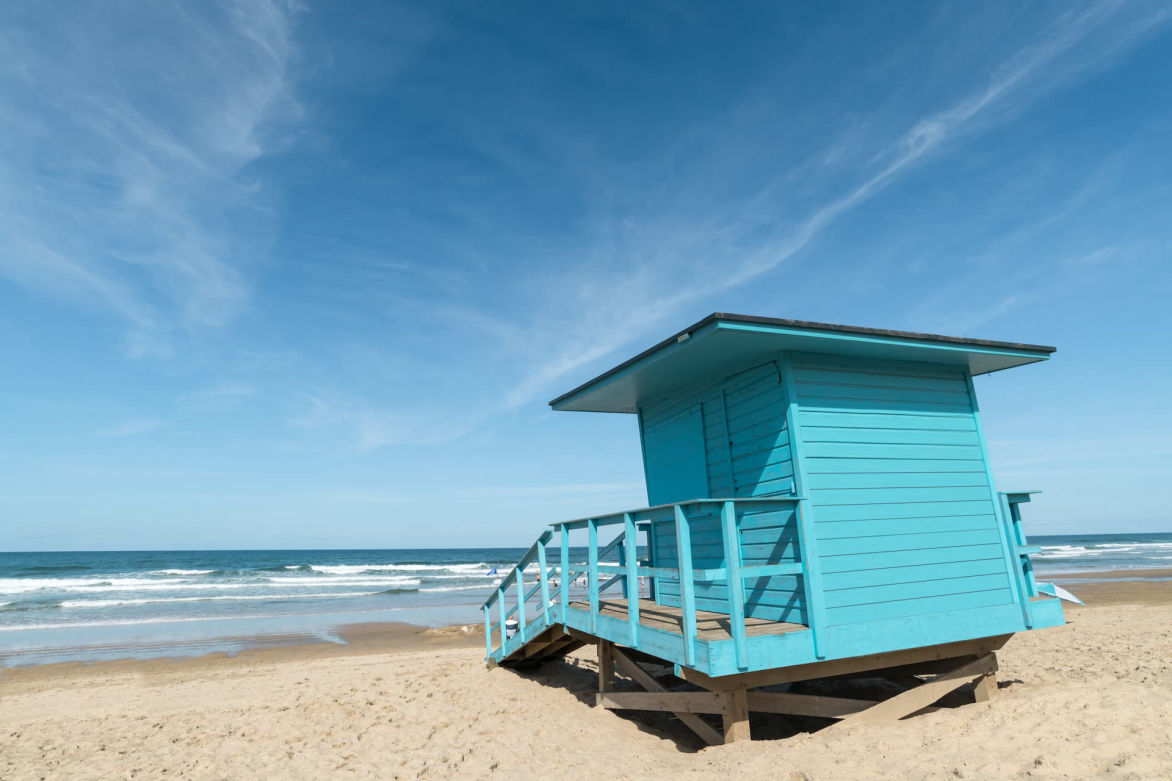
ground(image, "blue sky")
xmin=1 ymin=1 xmax=1170 ymax=550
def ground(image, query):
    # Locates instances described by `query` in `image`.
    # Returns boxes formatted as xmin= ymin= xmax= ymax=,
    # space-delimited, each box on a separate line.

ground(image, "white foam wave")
xmin=306 ymin=563 xmax=488 ymax=575
xmin=61 ymin=592 xmax=383 ymax=608
xmin=153 ymin=569 xmax=215 ymax=575
xmin=419 ymin=585 xmax=492 ymax=593
xmin=0 ymin=577 xmax=187 ymax=595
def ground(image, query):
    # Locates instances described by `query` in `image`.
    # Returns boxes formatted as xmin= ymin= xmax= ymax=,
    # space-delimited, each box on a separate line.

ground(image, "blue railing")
xmin=483 ymin=496 xmax=807 ymax=669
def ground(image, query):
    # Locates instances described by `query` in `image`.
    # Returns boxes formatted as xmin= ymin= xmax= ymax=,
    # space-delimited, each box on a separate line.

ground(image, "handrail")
xmin=485 ymin=496 xmax=807 ymax=668
xmin=551 ymin=496 xmax=801 ymax=530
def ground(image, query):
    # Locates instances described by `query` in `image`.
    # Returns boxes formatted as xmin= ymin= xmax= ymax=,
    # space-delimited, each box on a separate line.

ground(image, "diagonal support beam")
xmin=608 ymin=646 xmax=725 ymax=747
xmin=831 ymin=653 xmax=998 ymax=729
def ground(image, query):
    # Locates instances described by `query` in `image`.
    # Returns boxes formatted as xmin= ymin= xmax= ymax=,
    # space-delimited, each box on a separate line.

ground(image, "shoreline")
xmin=2 ymin=568 xmax=1169 ymax=675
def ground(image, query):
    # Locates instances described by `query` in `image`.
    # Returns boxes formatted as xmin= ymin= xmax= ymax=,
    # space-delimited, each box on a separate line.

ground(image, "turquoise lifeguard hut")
xmin=484 ymin=314 xmax=1068 ymax=745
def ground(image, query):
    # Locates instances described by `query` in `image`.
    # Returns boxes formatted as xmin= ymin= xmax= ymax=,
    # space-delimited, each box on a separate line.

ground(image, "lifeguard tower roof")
xmin=551 ymin=313 xmax=1055 ymax=414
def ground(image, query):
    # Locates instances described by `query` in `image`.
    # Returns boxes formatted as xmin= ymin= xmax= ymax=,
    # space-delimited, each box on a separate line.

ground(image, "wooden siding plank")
xmin=817 ymin=527 xmax=1002 ymax=557
xmin=826 ymin=589 xmax=1013 ymax=625
xmin=819 ymin=543 xmax=1007 ymax=573
xmin=822 ymin=558 xmax=1007 ymax=590
xmin=813 ymin=500 xmax=997 ymax=522
xmin=801 ymin=427 xmax=981 ymax=446
xmin=808 ymin=472 xmax=989 ymax=490
xmin=803 ymin=442 xmax=985 ymax=460
xmin=816 ymin=514 xmax=998 ymax=539
xmin=823 ymin=573 xmax=1011 ymax=608
xmin=811 ymin=486 xmax=996 ymax=505
xmin=805 ymin=457 xmax=988 ymax=474
xmin=799 ymin=410 xmax=977 ymax=431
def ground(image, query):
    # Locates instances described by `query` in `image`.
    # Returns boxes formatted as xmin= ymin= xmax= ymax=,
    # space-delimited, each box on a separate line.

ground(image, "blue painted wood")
xmin=559 ymin=525 xmax=570 ymax=624
xmin=537 ymin=539 xmax=550 ymax=627
xmin=779 ymin=351 xmax=827 ymax=658
xmin=674 ymin=504 xmax=698 ymax=667
xmin=485 ymin=317 xmax=1063 ymax=679
xmin=483 ymin=604 xmax=491 ymax=658
xmin=720 ymin=500 xmax=749 ymax=669
xmin=623 ymin=513 xmax=640 ymax=646
xmin=588 ymin=519 xmax=599 ymax=633
xmin=515 ymin=565 xmax=525 ymax=634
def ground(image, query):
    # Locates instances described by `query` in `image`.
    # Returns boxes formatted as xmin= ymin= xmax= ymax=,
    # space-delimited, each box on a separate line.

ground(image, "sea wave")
xmin=306 ymin=563 xmax=489 ymax=575
xmin=61 ymin=591 xmax=386 ymax=608
xmin=419 ymin=585 xmax=493 ymax=593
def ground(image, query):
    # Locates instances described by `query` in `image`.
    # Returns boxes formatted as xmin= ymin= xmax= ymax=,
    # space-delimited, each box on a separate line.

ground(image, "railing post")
xmin=483 ymin=604 xmax=493 ymax=658
xmin=497 ymin=585 xmax=506 ymax=650
xmin=588 ymin=519 xmax=599 ymax=633
xmin=1007 ymin=497 xmax=1039 ymax=596
xmin=516 ymin=566 xmax=526 ymax=642
xmin=999 ymin=493 xmax=1034 ymax=628
xmin=674 ymin=504 xmax=697 ymax=667
xmin=720 ymin=501 xmax=748 ymax=669
xmin=623 ymin=512 xmax=639 ymax=647
xmin=560 ymin=525 xmax=570 ymax=628
xmin=537 ymin=538 xmax=551 ymax=626
xmin=779 ymin=351 xmax=827 ymax=659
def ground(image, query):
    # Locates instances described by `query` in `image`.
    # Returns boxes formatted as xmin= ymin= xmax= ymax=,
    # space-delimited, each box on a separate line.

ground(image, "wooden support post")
xmin=609 ymin=646 xmax=724 ymax=747
xmin=721 ymin=688 xmax=751 ymax=743
xmin=973 ymin=671 xmax=998 ymax=703
xmin=598 ymin=640 xmax=615 ymax=694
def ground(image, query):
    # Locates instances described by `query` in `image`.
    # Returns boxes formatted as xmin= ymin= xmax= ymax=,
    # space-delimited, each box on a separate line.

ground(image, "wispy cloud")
xmin=96 ymin=418 xmax=165 ymax=438
xmin=0 ymin=0 xmax=302 ymax=356
xmin=490 ymin=1 xmax=1171 ymax=412
xmin=177 ymin=381 xmax=259 ymax=411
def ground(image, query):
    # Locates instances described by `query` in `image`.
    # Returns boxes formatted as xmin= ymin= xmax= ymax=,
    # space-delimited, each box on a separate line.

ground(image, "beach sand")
xmin=1 ymin=574 xmax=1169 ymax=779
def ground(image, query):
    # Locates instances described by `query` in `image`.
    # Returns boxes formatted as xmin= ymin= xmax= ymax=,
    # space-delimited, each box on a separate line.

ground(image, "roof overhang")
xmin=549 ymin=313 xmax=1055 ymax=414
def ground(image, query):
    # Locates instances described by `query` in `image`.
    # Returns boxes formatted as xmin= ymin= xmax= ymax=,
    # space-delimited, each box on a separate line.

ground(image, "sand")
xmin=1 ymin=575 xmax=1170 ymax=780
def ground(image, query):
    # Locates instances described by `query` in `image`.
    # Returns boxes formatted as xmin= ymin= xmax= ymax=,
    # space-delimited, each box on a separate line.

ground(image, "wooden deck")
xmin=570 ymin=598 xmax=807 ymax=642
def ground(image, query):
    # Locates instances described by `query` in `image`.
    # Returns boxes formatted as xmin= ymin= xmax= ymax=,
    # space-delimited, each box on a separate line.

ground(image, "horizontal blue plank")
xmin=816 ymin=514 xmax=998 ymax=539
xmin=813 ymin=499 xmax=997 ymax=522
xmin=810 ymin=485 xmax=994 ymax=505
xmin=805 ymin=457 xmax=988 ymax=474
xmin=798 ymin=409 xmax=977 ymax=432
xmin=819 ymin=542 xmax=1007 ymax=573
xmin=808 ymin=471 xmax=989 ymax=490
xmin=795 ymin=381 xmax=971 ymax=406
xmin=801 ymin=427 xmax=980 ymax=446
xmin=793 ymin=367 xmax=972 ymax=394
xmin=826 ymin=587 xmax=1013 ymax=625
xmin=732 ymin=459 xmax=793 ymax=485
xmin=817 ymin=527 xmax=1002 ymax=557
xmin=799 ymin=397 xmax=974 ymax=415
xmin=803 ymin=442 xmax=985 ymax=460
xmin=821 ymin=557 xmax=1008 ymax=590
xmin=823 ymin=573 xmax=1012 ymax=608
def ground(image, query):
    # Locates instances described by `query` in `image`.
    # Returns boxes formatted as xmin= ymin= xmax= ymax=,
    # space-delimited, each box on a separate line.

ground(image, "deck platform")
xmin=572 ymin=598 xmax=807 ymax=642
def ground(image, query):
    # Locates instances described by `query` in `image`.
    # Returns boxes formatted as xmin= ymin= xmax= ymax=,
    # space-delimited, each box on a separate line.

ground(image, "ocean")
xmin=2 ymin=532 xmax=1170 ymax=667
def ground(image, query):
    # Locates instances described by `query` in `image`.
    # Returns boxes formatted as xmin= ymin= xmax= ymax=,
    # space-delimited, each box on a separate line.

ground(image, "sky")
xmin=1 ymin=1 xmax=1170 ymax=550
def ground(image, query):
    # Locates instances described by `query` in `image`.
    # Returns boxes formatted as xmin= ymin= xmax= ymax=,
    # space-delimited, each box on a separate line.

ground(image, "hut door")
xmin=642 ymin=405 xmax=707 ymax=506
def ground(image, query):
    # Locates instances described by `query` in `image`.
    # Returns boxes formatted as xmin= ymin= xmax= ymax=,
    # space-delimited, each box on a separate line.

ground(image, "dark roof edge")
xmin=547 ymin=312 xmax=1056 ymax=408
